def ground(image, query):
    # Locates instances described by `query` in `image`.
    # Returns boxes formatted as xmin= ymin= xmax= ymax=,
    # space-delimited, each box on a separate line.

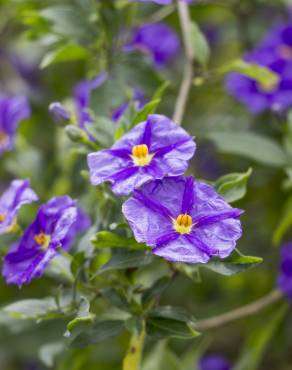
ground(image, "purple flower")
xmin=0 ymin=96 xmax=30 ymax=155
xmin=87 ymin=114 xmax=196 ymax=196
xmin=0 ymin=179 xmax=38 ymax=235
xmin=125 ymin=23 xmax=180 ymax=68
xmin=278 ymin=243 xmax=292 ymax=300
xmin=111 ymin=89 xmax=146 ymax=122
xmin=226 ymin=23 xmax=292 ymax=113
xmin=74 ymin=72 xmax=108 ymax=130
xmin=3 ymin=196 xmax=90 ymax=286
xmin=199 ymin=355 xmax=232 ymax=370
xmin=122 ymin=176 xmax=242 ymax=263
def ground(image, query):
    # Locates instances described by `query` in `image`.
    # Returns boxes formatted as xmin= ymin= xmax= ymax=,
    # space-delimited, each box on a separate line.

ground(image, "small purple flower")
xmin=111 ymin=89 xmax=146 ymax=122
xmin=278 ymin=243 xmax=292 ymax=300
xmin=199 ymin=355 xmax=232 ymax=370
xmin=3 ymin=196 xmax=90 ymax=286
xmin=0 ymin=96 xmax=30 ymax=155
xmin=122 ymin=176 xmax=242 ymax=263
xmin=226 ymin=23 xmax=292 ymax=114
xmin=0 ymin=179 xmax=38 ymax=235
xmin=87 ymin=114 xmax=196 ymax=196
xmin=74 ymin=72 xmax=108 ymax=130
xmin=125 ymin=23 xmax=180 ymax=68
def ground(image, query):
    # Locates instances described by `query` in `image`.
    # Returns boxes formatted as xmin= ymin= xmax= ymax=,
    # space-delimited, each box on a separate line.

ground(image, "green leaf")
xmin=206 ymin=131 xmax=288 ymax=167
xmin=215 ymin=168 xmax=252 ymax=203
xmin=40 ymin=44 xmax=88 ymax=68
xmin=95 ymin=250 xmax=153 ymax=275
xmin=69 ymin=320 xmax=124 ymax=348
xmin=131 ymin=99 xmax=161 ymax=128
xmin=2 ymin=298 xmax=60 ymax=320
xmin=233 ymin=304 xmax=288 ymax=370
xmin=190 ymin=21 xmax=210 ymax=66
xmin=219 ymin=59 xmax=279 ymax=87
xmin=203 ymin=252 xmax=263 ymax=276
xmin=146 ymin=306 xmax=200 ymax=339
xmin=66 ymin=297 xmax=95 ymax=334
xmin=142 ymin=276 xmax=171 ymax=306
xmin=151 ymin=80 xmax=170 ymax=101
xmin=91 ymin=231 xmax=146 ymax=250
xmin=39 ymin=342 xmax=64 ymax=368
xmin=273 ymin=194 xmax=292 ymax=245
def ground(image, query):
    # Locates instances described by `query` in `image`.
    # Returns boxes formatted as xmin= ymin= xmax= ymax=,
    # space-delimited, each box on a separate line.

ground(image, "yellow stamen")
xmin=34 ymin=232 xmax=51 ymax=250
xmin=279 ymin=45 xmax=292 ymax=60
xmin=257 ymin=80 xmax=278 ymax=93
xmin=173 ymin=213 xmax=193 ymax=234
xmin=0 ymin=213 xmax=6 ymax=223
xmin=131 ymin=144 xmax=153 ymax=167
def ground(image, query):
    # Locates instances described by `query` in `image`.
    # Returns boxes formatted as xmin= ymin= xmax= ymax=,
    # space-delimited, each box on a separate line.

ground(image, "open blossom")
xmin=278 ymin=243 xmax=292 ymax=300
xmin=0 ymin=179 xmax=38 ymax=235
xmin=124 ymin=23 xmax=180 ymax=68
xmin=3 ymin=196 xmax=90 ymax=286
xmin=87 ymin=114 xmax=196 ymax=196
xmin=122 ymin=176 xmax=242 ymax=263
xmin=111 ymin=89 xmax=146 ymax=122
xmin=0 ymin=96 xmax=30 ymax=155
xmin=226 ymin=23 xmax=292 ymax=113
xmin=199 ymin=355 xmax=232 ymax=370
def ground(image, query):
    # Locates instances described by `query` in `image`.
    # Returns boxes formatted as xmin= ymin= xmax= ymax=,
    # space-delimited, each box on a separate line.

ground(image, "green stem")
xmin=123 ymin=322 xmax=146 ymax=370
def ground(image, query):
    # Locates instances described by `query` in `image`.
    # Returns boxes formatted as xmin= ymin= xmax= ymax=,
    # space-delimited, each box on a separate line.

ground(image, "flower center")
xmin=173 ymin=214 xmax=193 ymax=235
xmin=34 ymin=232 xmax=51 ymax=250
xmin=0 ymin=213 xmax=6 ymax=223
xmin=0 ymin=131 xmax=8 ymax=147
xmin=278 ymin=45 xmax=292 ymax=60
xmin=257 ymin=80 xmax=278 ymax=93
xmin=131 ymin=144 xmax=153 ymax=167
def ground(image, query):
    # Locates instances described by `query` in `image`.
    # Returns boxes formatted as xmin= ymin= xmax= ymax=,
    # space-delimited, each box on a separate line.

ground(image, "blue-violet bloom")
xmin=87 ymin=114 xmax=196 ymax=196
xmin=226 ymin=23 xmax=292 ymax=113
xmin=199 ymin=355 xmax=232 ymax=370
xmin=0 ymin=179 xmax=38 ymax=235
xmin=125 ymin=23 xmax=180 ymax=68
xmin=278 ymin=242 xmax=292 ymax=300
xmin=122 ymin=176 xmax=243 ymax=263
xmin=3 ymin=196 xmax=90 ymax=286
xmin=0 ymin=96 xmax=30 ymax=155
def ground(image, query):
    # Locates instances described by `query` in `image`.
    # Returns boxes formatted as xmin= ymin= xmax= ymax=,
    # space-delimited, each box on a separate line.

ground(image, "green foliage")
xmin=190 ymin=21 xmax=210 ymax=66
xmin=146 ymin=306 xmax=200 ymax=339
xmin=215 ymin=168 xmax=253 ymax=203
xmin=202 ymin=252 xmax=263 ymax=276
xmin=206 ymin=131 xmax=288 ymax=167
xmin=219 ymin=59 xmax=279 ymax=87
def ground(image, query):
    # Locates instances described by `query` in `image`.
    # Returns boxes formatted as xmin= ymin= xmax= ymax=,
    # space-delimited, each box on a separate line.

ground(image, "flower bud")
xmin=49 ymin=102 xmax=70 ymax=126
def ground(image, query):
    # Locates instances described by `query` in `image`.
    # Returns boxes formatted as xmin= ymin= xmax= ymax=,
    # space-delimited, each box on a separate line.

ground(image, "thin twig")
xmin=195 ymin=289 xmax=283 ymax=331
xmin=173 ymin=1 xmax=195 ymax=124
